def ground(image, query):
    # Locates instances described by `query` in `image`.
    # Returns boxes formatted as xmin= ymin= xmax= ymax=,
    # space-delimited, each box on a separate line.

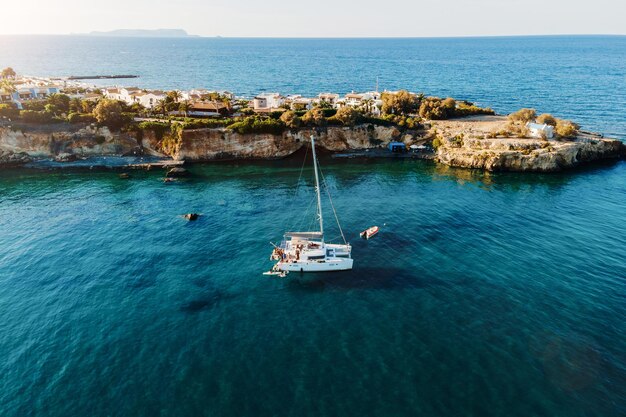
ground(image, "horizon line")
xmin=1 ymin=33 xmax=625 ymax=39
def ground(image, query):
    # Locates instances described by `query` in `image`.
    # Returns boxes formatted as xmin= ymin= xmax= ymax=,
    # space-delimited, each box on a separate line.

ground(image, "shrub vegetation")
xmin=67 ymin=112 xmax=96 ymax=124
xmin=381 ymin=90 xmax=420 ymax=115
xmin=0 ymin=103 xmax=19 ymax=118
xmin=508 ymin=108 xmax=537 ymax=123
xmin=93 ymin=99 xmax=125 ymax=130
xmin=555 ymin=119 xmax=579 ymax=138
xmin=227 ymin=117 xmax=285 ymax=135
xmin=536 ymin=113 xmax=557 ymax=126
xmin=280 ymin=111 xmax=302 ymax=129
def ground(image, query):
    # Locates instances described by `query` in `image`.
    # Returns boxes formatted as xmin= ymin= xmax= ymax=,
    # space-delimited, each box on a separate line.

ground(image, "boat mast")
xmin=311 ymin=136 xmax=324 ymax=240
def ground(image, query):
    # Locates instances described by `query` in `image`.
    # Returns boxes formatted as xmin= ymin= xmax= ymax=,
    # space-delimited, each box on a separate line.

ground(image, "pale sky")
xmin=2 ymin=0 xmax=625 ymax=37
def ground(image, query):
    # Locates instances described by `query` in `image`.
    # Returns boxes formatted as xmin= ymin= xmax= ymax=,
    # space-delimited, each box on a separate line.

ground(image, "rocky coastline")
xmin=0 ymin=118 xmax=624 ymax=172
xmin=430 ymin=116 xmax=626 ymax=172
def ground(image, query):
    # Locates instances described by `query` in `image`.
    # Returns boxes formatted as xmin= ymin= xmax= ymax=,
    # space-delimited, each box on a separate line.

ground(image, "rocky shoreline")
xmin=430 ymin=116 xmax=625 ymax=172
xmin=1 ymin=118 xmax=624 ymax=172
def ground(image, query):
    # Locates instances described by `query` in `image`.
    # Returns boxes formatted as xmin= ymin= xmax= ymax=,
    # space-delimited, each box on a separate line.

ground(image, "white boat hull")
xmin=276 ymin=257 xmax=353 ymax=272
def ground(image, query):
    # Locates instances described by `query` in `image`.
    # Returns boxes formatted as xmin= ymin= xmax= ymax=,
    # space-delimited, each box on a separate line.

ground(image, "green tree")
xmin=280 ymin=110 xmax=302 ymax=128
xmin=81 ymin=99 xmax=97 ymax=114
xmin=381 ymin=90 xmax=419 ymax=115
xmin=315 ymin=100 xmax=333 ymax=109
xmin=179 ymin=100 xmax=191 ymax=117
xmin=222 ymin=96 xmax=233 ymax=113
xmin=302 ymin=107 xmax=326 ymax=126
xmin=47 ymin=93 xmax=70 ymax=114
xmin=93 ymin=99 xmax=124 ymax=129
xmin=1 ymin=79 xmax=17 ymax=97
xmin=20 ymin=110 xmax=55 ymax=124
xmin=0 ymin=103 xmax=19 ymax=118
xmin=334 ymin=106 xmax=362 ymax=126
xmin=69 ymin=97 xmax=83 ymax=113
xmin=167 ymin=90 xmax=182 ymax=103
xmin=419 ymin=97 xmax=445 ymax=120
xmin=1 ymin=67 xmax=16 ymax=79
xmin=361 ymin=98 xmax=374 ymax=114
xmin=155 ymin=99 xmax=168 ymax=116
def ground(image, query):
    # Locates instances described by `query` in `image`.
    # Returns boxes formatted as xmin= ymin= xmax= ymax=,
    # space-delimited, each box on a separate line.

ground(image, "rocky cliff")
xmin=0 ymin=124 xmax=140 ymax=159
xmin=0 ymin=123 xmax=407 ymax=165
xmin=436 ymin=136 xmax=625 ymax=172
xmin=174 ymin=125 xmax=404 ymax=161
xmin=1 ymin=120 xmax=623 ymax=172
xmin=429 ymin=116 xmax=625 ymax=172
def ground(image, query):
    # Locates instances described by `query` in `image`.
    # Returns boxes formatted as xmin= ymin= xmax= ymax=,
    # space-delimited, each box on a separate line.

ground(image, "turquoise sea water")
xmin=0 ymin=159 xmax=625 ymax=417
xmin=0 ymin=36 xmax=626 ymax=416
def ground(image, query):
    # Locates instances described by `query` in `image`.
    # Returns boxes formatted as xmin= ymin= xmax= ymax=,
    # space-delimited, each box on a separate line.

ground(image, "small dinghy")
xmin=360 ymin=226 xmax=379 ymax=239
xmin=263 ymin=270 xmax=288 ymax=278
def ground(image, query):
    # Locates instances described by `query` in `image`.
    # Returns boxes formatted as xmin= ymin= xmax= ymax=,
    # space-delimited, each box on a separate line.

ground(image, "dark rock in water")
xmin=0 ymin=150 xmax=32 ymax=166
xmin=180 ymin=299 xmax=213 ymax=312
xmin=54 ymin=153 xmax=78 ymax=162
xmin=119 ymin=173 xmax=130 ymax=179
xmin=184 ymin=213 xmax=199 ymax=221
xmin=166 ymin=167 xmax=189 ymax=178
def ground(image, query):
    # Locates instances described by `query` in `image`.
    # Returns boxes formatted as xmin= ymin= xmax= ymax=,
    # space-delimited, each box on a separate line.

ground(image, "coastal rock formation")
xmin=1 ymin=119 xmax=622 ymax=172
xmin=54 ymin=153 xmax=78 ymax=162
xmin=0 ymin=123 xmax=406 ymax=163
xmin=429 ymin=116 xmax=625 ymax=172
xmin=0 ymin=124 xmax=139 ymax=160
xmin=0 ymin=149 xmax=32 ymax=166
xmin=166 ymin=167 xmax=189 ymax=177
xmin=174 ymin=125 xmax=405 ymax=161
xmin=436 ymin=137 xmax=625 ymax=172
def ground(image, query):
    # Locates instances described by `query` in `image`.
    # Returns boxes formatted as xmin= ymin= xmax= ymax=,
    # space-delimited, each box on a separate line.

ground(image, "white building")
xmin=335 ymin=91 xmax=382 ymax=116
xmin=252 ymin=93 xmax=284 ymax=111
xmin=133 ymin=91 xmax=167 ymax=109
xmin=283 ymin=95 xmax=314 ymax=111
xmin=0 ymin=83 xmax=62 ymax=108
xmin=103 ymin=87 xmax=166 ymax=109
xmin=318 ymin=93 xmax=340 ymax=105
xmin=526 ymin=122 xmax=554 ymax=139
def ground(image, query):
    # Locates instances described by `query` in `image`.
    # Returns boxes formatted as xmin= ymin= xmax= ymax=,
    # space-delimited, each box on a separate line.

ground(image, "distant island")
xmin=87 ymin=29 xmax=198 ymax=38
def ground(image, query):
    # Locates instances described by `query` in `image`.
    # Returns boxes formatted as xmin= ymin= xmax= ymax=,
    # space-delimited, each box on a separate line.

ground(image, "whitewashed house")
xmin=182 ymin=89 xmax=235 ymax=101
xmin=283 ymin=95 xmax=314 ymax=111
xmin=343 ymin=92 xmax=365 ymax=107
xmin=252 ymin=93 xmax=284 ymax=111
xmin=133 ymin=91 xmax=166 ymax=109
xmin=318 ymin=93 xmax=340 ymax=106
xmin=103 ymin=87 xmax=166 ymax=109
xmin=335 ymin=91 xmax=382 ymax=115
xmin=526 ymin=122 xmax=554 ymax=139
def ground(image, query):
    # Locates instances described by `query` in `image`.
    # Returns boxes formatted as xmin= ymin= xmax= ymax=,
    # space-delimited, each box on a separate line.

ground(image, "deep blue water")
xmin=0 ymin=159 xmax=625 ymax=417
xmin=1 ymin=35 xmax=625 ymax=139
xmin=1 ymin=36 xmax=626 ymax=416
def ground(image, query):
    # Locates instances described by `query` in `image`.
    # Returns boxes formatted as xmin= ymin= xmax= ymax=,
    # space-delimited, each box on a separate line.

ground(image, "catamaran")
xmin=268 ymin=136 xmax=353 ymax=273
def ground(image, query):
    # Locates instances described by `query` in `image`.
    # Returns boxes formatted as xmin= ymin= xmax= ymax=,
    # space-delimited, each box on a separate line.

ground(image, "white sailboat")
xmin=269 ymin=136 xmax=353 ymax=273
